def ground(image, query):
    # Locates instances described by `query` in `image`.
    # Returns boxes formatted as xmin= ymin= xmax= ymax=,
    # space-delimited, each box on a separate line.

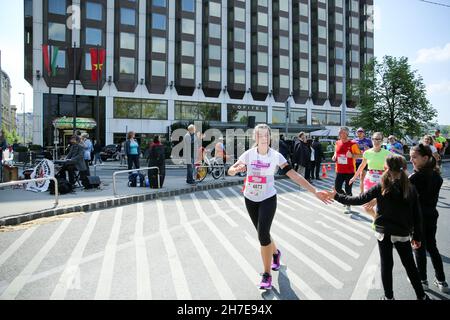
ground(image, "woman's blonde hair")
xmin=252 ymin=124 xmax=272 ymax=148
xmin=127 ymin=131 xmax=135 ymax=140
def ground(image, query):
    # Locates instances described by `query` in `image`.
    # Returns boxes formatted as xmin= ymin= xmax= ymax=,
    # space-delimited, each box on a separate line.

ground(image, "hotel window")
xmin=351 ymin=67 xmax=360 ymax=79
xmin=235 ymin=28 xmax=245 ymax=42
xmin=209 ymin=66 xmax=221 ymax=82
xmin=335 ymin=12 xmax=343 ymax=25
xmin=234 ymin=69 xmax=246 ymax=84
xmin=351 ymin=16 xmax=359 ymax=29
xmin=300 ymin=22 xmax=308 ymax=35
xmin=367 ymin=37 xmax=374 ymax=49
xmin=319 ymin=61 xmax=327 ymax=75
xmin=209 ymin=44 xmax=221 ymax=60
xmin=335 ymin=29 xmax=343 ymax=42
xmin=181 ymin=63 xmax=195 ymax=79
xmin=258 ymin=12 xmax=268 ymax=27
xmin=335 ymin=0 xmax=343 ymax=8
xmin=209 ymin=23 xmax=221 ymax=39
xmin=182 ymin=0 xmax=195 ymax=13
xmin=209 ymin=2 xmax=221 ymax=18
xmin=175 ymin=102 xmax=221 ymax=121
xmin=300 ymin=77 xmax=309 ymax=90
xmin=318 ymin=43 xmax=327 ymax=57
xmin=300 ymin=40 xmax=308 ymax=53
xmin=153 ymin=0 xmax=166 ymax=7
xmin=152 ymin=37 xmax=166 ymax=54
xmin=152 ymin=60 xmax=166 ymax=77
xmin=235 ymin=7 xmax=246 ymax=22
xmin=86 ymin=27 xmax=102 ymax=46
xmin=86 ymin=2 xmax=102 ymax=21
xmin=280 ymin=55 xmax=289 ymax=69
xmin=120 ymin=57 xmax=135 ymax=74
xmin=351 ymin=0 xmax=359 ymax=13
xmin=48 ymin=23 xmax=66 ymax=41
xmin=319 ymin=80 xmax=327 ymax=92
xmin=120 ymin=32 xmax=135 ymax=50
xmin=351 ymin=50 xmax=360 ymax=63
xmin=351 ymin=33 xmax=359 ymax=46
xmin=258 ymin=52 xmax=268 ymax=66
xmin=258 ymin=32 xmax=268 ymax=46
xmin=336 ymin=64 xmax=343 ymax=77
xmin=280 ymin=75 xmax=289 ymax=88
xmin=258 ymin=0 xmax=268 ymax=6
xmin=318 ymin=7 xmax=326 ymax=21
xmin=49 ymin=0 xmax=66 ymax=15
xmin=120 ymin=8 xmax=135 ymax=26
xmin=300 ymin=3 xmax=308 ymax=16
xmin=279 ymin=0 xmax=288 ymax=12
xmin=336 ymin=82 xmax=343 ymax=94
xmin=181 ymin=41 xmax=195 ymax=57
xmin=336 ymin=47 xmax=344 ymax=60
xmin=300 ymin=59 xmax=308 ymax=72
xmin=318 ymin=26 xmax=327 ymax=39
xmin=279 ymin=17 xmax=289 ymax=31
xmin=280 ymin=36 xmax=289 ymax=50
xmin=258 ymin=72 xmax=268 ymax=86
xmin=152 ymin=13 xmax=166 ymax=30
xmin=55 ymin=50 xmax=66 ymax=68
xmin=234 ymin=48 xmax=245 ymax=63
xmin=182 ymin=19 xmax=195 ymax=35
xmin=85 ymin=53 xmax=92 ymax=70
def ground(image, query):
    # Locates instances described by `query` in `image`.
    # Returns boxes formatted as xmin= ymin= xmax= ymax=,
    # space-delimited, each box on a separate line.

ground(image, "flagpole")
xmin=48 ymin=45 xmax=52 ymax=148
xmin=96 ymin=45 xmax=100 ymax=145
xmin=72 ymin=42 xmax=77 ymax=136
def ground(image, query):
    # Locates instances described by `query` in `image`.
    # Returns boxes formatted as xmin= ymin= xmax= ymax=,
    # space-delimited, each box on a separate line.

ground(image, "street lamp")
xmin=18 ymin=92 xmax=25 ymax=145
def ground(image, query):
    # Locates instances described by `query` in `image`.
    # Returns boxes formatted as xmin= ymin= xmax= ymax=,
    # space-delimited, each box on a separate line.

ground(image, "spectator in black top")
xmin=293 ymin=132 xmax=310 ymax=179
xmin=312 ymin=137 xmax=324 ymax=180
xmin=147 ymin=135 xmax=166 ymax=188
xmin=327 ymin=154 xmax=430 ymax=300
xmin=409 ymin=144 xmax=449 ymax=293
xmin=93 ymin=139 xmax=103 ymax=165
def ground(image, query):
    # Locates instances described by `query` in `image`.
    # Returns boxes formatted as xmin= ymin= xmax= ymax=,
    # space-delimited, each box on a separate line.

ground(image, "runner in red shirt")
xmin=332 ymin=127 xmax=361 ymax=214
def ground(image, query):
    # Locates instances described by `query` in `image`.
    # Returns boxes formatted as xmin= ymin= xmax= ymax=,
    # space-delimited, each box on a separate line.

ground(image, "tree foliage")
xmin=351 ymin=56 xmax=437 ymax=139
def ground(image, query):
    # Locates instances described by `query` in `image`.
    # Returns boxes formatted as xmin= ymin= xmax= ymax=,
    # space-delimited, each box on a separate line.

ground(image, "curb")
xmin=0 ymin=176 xmax=287 ymax=227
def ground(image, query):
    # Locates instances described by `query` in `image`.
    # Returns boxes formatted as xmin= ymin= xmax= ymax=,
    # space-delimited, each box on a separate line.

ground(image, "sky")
xmin=0 ymin=0 xmax=449 ymax=124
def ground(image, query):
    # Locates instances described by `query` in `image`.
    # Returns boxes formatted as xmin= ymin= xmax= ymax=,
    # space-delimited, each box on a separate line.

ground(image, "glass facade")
xmin=175 ymin=101 xmax=221 ymax=121
xmin=114 ymin=98 xmax=168 ymax=119
xmin=227 ymin=105 xmax=267 ymax=123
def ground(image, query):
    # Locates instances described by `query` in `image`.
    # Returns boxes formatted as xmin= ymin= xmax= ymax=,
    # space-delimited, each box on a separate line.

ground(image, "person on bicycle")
xmin=215 ymin=137 xmax=230 ymax=165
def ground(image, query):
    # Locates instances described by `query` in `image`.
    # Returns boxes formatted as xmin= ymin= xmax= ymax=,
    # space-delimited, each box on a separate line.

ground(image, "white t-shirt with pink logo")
xmin=238 ymin=147 xmax=288 ymax=202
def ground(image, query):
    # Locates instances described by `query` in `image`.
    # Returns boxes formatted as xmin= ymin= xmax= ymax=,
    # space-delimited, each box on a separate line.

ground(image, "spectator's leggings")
xmin=244 ymin=195 xmax=277 ymax=246
xmin=335 ymin=173 xmax=353 ymax=196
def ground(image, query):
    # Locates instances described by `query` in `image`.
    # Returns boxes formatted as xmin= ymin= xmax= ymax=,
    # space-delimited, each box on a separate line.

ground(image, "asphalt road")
xmin=0 ymin=164 xmax=449 ymax=300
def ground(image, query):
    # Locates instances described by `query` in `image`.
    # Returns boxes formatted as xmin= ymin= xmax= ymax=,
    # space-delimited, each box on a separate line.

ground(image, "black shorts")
xmin=356 ymin=161 xmax=368 ymax=172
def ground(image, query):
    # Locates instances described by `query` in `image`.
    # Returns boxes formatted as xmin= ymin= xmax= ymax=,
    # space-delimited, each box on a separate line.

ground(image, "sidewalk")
xmin=0 ymin=162 xmax=248 ymax=226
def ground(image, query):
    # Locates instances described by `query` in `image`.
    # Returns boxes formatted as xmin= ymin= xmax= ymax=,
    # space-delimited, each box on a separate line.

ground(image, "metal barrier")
xmin=112 ymin=167 xmax=160 ymax=197
xmin=0 ymin=177 xmax=59 ymax=208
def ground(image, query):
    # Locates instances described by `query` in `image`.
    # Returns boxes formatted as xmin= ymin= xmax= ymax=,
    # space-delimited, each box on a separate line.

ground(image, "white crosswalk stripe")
xmin=0 ymin=227 xmax=36 ymax=267
xmin=1 ymin=219 xmax=72 ymax=300
xmin=95 ymin=207 xmax=123 ymax=300
xmin=174 ymin=196 xmax=235 ymax=299
xmin=50 ymin=211 xmax=100 ymax=300
xmin=135 ymin=203 xmax=152 ymax=299
xmin=157 ymin=199 xmax=192 ymax=300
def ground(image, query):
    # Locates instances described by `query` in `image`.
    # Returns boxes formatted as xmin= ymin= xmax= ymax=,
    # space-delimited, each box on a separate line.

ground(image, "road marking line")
xmin=216 ymin=190 xmax=334 ymax=293
xmin=95 ymin=207 xmax=123 ymax=300
xmin=135 ymin=203 xmax=151 ymax=300
xmin=0 ymin=227 xmax=37 ymax=267
xmin=202 ymin=191 xmax=238 ymax=227
xmin=350 ymin=243 xmax=380 ymax=300
xmin=190 ymin=193 xmax=271 ymax=297
xmin=50 ymin=211 xmax=100 ymax=300
xmin=175 ymin=196 xmax=188 ymax=225
xmin=157 ymin=199 xmax=192 ymax=300
xmin=1 ymin=219 xmax=72 ymax=300
xmin=243 ymin=232 xmax=321 ymax=300
xmin=333 ymin=230 xmax=365 ymax=246
xmin=174 ymin=197 xmax=235 ymax=299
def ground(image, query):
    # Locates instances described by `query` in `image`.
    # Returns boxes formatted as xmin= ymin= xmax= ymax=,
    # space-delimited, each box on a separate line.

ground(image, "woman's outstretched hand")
xmin=325 ymin=188 xmax=337 ymax=200
xmin=315 ymin=190 xmax=334 ymax=204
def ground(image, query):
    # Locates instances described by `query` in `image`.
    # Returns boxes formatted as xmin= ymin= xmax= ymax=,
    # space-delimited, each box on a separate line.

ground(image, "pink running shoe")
xmin=259 ymin=273 xmax=272 ymax=290
xmin=271 ymin=249 xmax=281 ymax=271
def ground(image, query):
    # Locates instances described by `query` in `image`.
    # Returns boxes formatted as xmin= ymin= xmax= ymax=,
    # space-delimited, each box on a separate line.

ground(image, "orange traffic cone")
xmin=327 ymin=163 xmax=332 ymax=171
xmin=321 ymin=164 xmax=328 ymax=178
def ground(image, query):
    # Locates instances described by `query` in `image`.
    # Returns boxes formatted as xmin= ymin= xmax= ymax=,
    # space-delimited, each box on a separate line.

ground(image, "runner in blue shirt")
xmin=352 ymin=127 xmax=373 ymax=194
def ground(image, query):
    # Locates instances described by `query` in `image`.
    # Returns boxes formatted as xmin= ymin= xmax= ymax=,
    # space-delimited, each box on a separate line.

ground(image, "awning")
xmin=52 ymin=117 xmax=97 ymax=130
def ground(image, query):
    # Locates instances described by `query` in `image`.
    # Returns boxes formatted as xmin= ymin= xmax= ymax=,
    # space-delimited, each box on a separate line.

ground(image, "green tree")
xmin=351 ymin=56 xmax=437 ymax=139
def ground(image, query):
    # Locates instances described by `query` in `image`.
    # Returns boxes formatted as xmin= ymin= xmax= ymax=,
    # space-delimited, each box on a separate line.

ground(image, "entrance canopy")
xmin=52 ymin=117 xmax=97 ymax=130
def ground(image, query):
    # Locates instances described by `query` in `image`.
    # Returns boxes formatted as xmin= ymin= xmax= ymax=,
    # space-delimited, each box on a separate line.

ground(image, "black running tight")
xmin=244 ymin=195 xmax=277 ymax=246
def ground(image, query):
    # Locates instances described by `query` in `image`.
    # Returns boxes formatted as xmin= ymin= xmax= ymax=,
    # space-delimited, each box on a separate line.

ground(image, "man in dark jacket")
xmin=312 ymin=137 xmax=325 ymax=180
xmin=148 ymin=136 xmax=166 ymax=188
xmin=60 ymin=135 xmax=88 ymax=186
xmin=293 ymin=132 xmax=310 ymax=178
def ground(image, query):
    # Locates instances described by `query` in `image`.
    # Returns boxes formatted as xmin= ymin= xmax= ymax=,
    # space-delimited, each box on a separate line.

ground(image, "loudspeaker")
xmin=82 ymin=175 xmax=101 ymax=189
xmin=247 ymin=116 xmax=256 ymax=128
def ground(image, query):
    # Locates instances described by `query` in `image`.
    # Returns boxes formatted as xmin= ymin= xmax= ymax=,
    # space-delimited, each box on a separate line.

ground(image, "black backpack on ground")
xmin=128 ymin=172 xmax=145 ymax=187
xmin=82 ymin=175 xmax=101 ymax=189
xmin=49 ymin=178 xmax=74 ymax=195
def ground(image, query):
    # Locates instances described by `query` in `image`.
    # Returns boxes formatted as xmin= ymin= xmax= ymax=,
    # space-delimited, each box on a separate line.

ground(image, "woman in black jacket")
xmin=147 ymin=136 xmax=166 ymax=188
xmin=327 ymin=154 xmax=430 ymax=300
xmin=409 ymin=144 xmax=449 ymax=293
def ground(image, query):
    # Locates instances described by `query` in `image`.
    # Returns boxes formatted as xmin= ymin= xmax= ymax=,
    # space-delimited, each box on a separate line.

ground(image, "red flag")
xmin=42 ymin=44 xmax=59 ymax=76
xmin=90 ymin=48 xmax=106 ymax=82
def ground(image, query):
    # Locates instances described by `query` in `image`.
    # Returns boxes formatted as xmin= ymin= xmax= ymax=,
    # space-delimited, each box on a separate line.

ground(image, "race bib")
xmin=337 ymin=154 xmax=348 ymax=165
xmin=244 ymin=175 xmax=267 ymax=200
xmin=367 ymin=171 xmax=382 ymax=183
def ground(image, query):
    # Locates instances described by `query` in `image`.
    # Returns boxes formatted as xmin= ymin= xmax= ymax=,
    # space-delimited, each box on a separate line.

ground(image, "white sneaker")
xmin=344 ymin=205 xmax=351 ymax=214
xmin=434 ymin=278 xmax=450 ymax=294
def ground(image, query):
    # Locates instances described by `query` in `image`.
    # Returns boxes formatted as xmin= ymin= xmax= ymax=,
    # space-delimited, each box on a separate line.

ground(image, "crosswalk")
xmin=0 ymin=175 xmax=384 ymax=300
